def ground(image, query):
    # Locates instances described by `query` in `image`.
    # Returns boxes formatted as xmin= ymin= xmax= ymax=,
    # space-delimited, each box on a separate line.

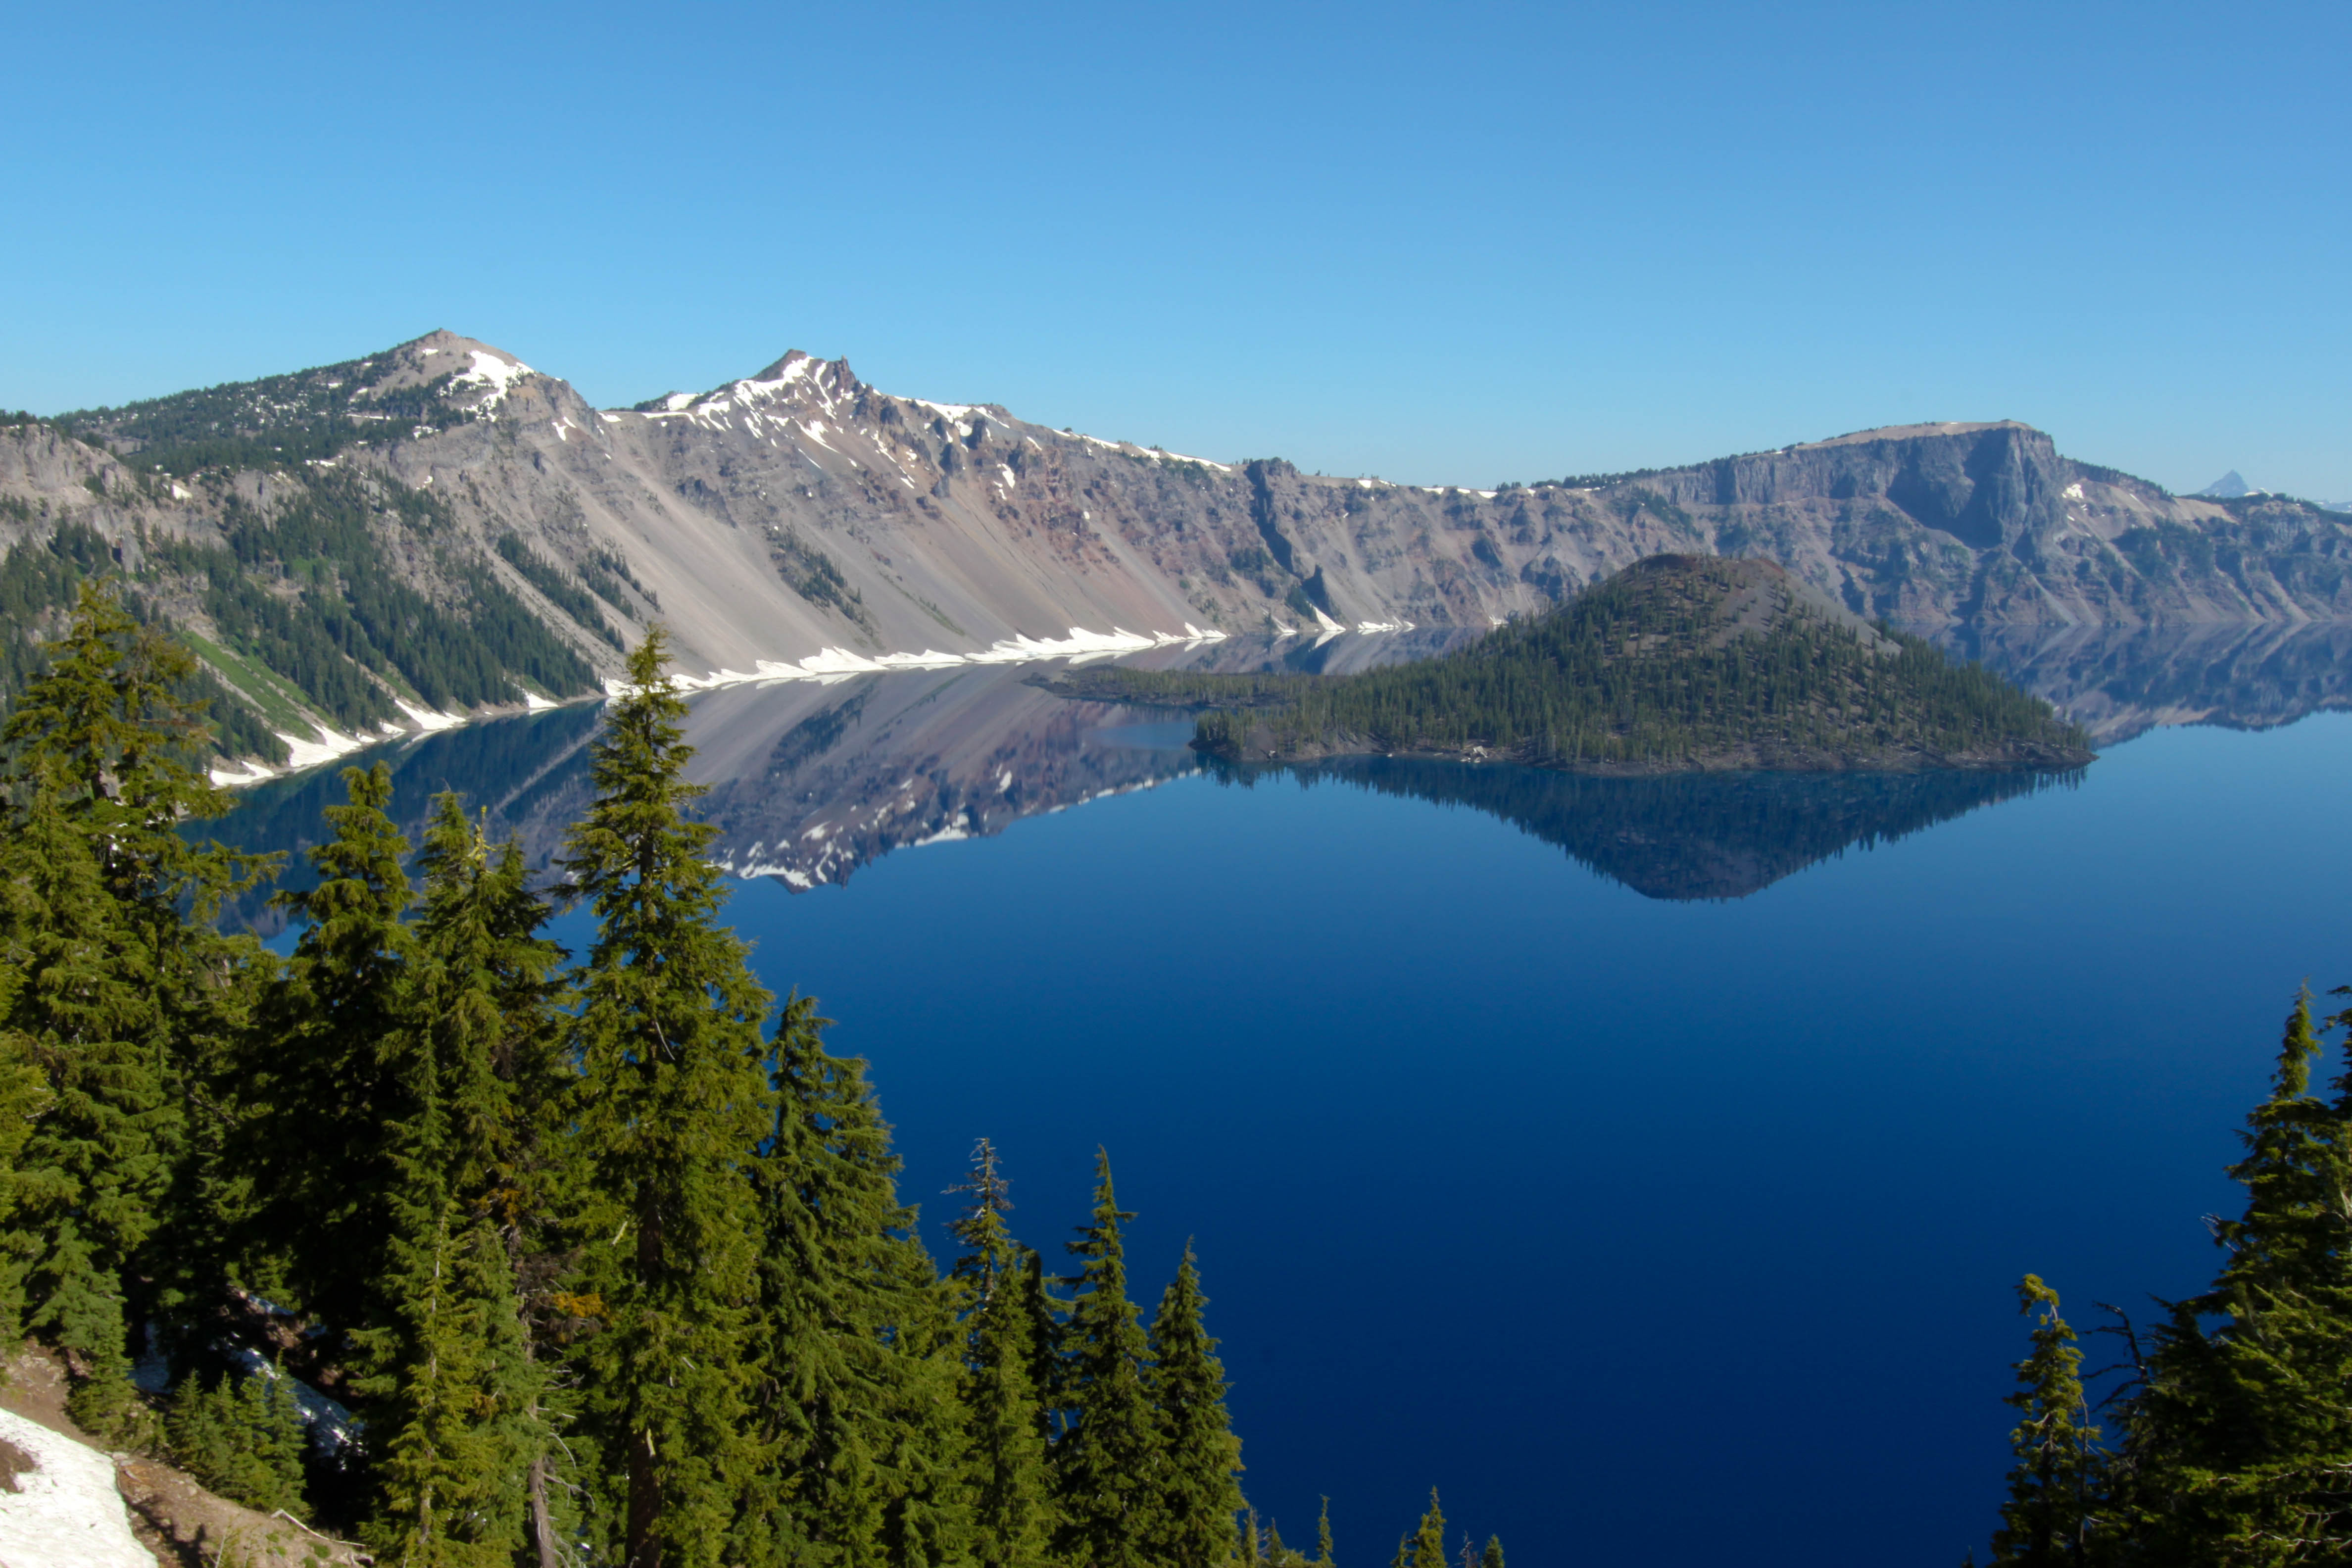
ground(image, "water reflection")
xmin=209 ymin=618 xmax=2349 ymax=918
xmin=1215 ymin=759 xmax=2076 ymax=901
xmin=1937 ymin=618 xmax=2352 ymax=745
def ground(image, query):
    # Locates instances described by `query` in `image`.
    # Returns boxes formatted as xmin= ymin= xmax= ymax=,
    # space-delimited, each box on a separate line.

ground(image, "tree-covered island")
xmin=1035 ymin=554 xmax=2094 ymax=775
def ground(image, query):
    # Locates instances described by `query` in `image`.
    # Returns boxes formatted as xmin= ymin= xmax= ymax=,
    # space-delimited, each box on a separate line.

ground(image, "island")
xmin=1032 ymin=554 xmax=2095 ymax=774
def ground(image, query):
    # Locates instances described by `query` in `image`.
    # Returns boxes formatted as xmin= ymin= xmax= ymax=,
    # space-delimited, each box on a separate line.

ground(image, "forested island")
xmin=1038 ymin=555 xmax=2094 ymax=775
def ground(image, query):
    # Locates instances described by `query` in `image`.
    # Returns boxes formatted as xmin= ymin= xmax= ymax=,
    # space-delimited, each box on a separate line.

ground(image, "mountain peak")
xmin=2196 ymin=470 xmax=2252 ymax=498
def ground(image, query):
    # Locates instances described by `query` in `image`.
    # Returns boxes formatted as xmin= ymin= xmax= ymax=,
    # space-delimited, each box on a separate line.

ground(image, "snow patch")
xmin=1311 ymin=606 xmax=1346 ymax=634
xmin=451 ymin=349 xmax=537 ymax=412
xmin=0 ymin=1406 xmax=152 ymax=1568
xmin=395 ymin=700 xmax=465 ymax=732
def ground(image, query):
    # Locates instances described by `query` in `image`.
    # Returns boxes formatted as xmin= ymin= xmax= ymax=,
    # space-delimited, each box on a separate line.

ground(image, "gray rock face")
xmin=8 ymin=334 xmax=2351 ymax=765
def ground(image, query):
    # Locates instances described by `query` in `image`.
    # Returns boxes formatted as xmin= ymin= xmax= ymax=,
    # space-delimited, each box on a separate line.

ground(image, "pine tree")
xmin=2107 ymin=989 xmax=2352 ymax=1557
xmin=248 ymin=761 xmax=419 ymax=1338
xmin=948 ymin=1139 xmax=1057 ymax=1568
xmin=1410 ymin=1492 xmax=1445 ymax=1568
xmin=1990 ymin=1276 xmax=2100 ymax=1566
xmin=1478 ymin=1535 xmax=1502 ymax=1568
xmin=1316 ymin=1497 xmax=1336 ymax=1568
xmin=362 ymin=794 xmax=569 ymax=1566
xmin=1051 ymin=1151 xmax=1159 ymax=1568
xmin=0 ymin=583 xmax=273 ymax=1438
xmin=738 ymin=994 xmax=972 ymax=1568
xmin=166 ymin=1366 xmax=308 ymax=1515
xmin=1144 ymin=1241 xmax=1242 ymax=1568
xmin=564 ymin=628 xmax=775 ymax=1568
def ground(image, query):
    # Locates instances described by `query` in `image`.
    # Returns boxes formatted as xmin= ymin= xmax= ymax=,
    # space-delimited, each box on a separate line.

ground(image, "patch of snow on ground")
xmin=451 ymin=349 xmax=537 ymax=411
xmin=0 ymin=1406 xmax=152 ymax=1568
xmin=2064 ymin=482 xmax=2085 ymax=500
xmin=395 ymin=700 xmax=466 ymax=732
xmin=1311 ymin=607 xmax=1346 ymax=634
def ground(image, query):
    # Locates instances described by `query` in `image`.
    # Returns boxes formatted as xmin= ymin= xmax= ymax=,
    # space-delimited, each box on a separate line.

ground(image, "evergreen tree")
xmin=947 ymin=1139 xmax=1057 ymax=1568
xmin=564 ymin=628 xmax=775 ymax=1568
xmin=1051 ymin=1152 xmax=1160 ymax=1568
xmin=248 ymin=762 xmax=417 ymax=1332
xmin=1990 ymin=1276 xmax=2100 ymax=1566
xmin=2104 ymin=989 xmax=2352 ymax=1558
xmin=1410 ymin=1492 xmax=1446 ymax=1568
xmin=1317 ymin=1497 xmax=1336 ymax=1568
xmin=362 ymin=794 xmax=569 ymax=1566
xmin=1478 ymin=1535 xmax=1502 ymax=1568
xmin=0 ymin=582 xmax=273 ymax=1436
xmin=1144 ymin=1242 xmax=1243 ymax=1568
xmin=166 ymin=1365 xmax=308 ymax=1515
xmin=739 ymin=994 xmax=972 ymax=1568
xmin=0 ymin=782 xmax=167 ymax=1439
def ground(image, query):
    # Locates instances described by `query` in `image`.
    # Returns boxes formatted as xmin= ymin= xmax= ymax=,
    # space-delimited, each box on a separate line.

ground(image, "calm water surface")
xmin=223 ymin=632 xmax=2352 ymax=1566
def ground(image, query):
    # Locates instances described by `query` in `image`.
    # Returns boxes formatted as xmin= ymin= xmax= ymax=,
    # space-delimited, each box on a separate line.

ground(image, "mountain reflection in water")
xmin=208 ymin=617 xmax=2346 ymax=920
xmin=1219 ymin=759 xmax=2076 ymax=901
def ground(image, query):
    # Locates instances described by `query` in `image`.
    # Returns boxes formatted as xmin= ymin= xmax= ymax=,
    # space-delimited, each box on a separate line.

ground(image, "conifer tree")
xmin=738 ymin=994 xmax=972 ymax=1568
xmin=166 ymin=1366 xmax=308 ymax=1515
xmin=1478 ymin=1535 xmax=1502 ymax=1568
xmin=2110 ymin=989 xmax=2352 ymax=1556
xmin=362 ymin=794 xmax=569 ymax=1566
xmin=249 ymin=762 xmax=418 ymax=1334
xmin=564 ymin=628 xmax=775 ymax=1568
xmin=948 ymin=1139 xmax=1057 ymax=1568
xmin=1410 ymin=1492 xmax=1446 ymax=1568
xmin=1051 ymin=1151 xmax=1160 ymax=1568
xmin=1990 ymin=1276 xmax=2100 ymax=1566
xmin=1316 ymin=1497 xmax=1336 ymax=1568
xmin=0 ymin=583 xmax=272 ymax=1436
xmin=1144 ymin=1241 xmax=1243 ymax=1568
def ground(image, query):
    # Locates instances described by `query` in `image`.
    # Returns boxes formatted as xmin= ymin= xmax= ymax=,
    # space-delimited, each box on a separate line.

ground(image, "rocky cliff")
xmin=5 ymin=331 xmax=2348 ymax=770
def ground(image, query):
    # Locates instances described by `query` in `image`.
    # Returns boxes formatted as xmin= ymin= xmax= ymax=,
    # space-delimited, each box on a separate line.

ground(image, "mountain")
xmin=2197 ymin=470 xmax=2254 ymax=498
xmin=5 ymin=332 xmax=2350 ymax=771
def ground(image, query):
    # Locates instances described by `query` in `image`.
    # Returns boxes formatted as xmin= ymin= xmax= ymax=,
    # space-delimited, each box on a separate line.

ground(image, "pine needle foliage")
xmin=1991 ymin=1276 xmax=2100 ymax=1566
xmin=1052 ymin=1152 xmax=1161 ymax=1568
xmin=947 ymin=1140 xmax=1058 ymax=1568
xmin=1145 ymin=1242 xmax=1243 ymax=1568
xmin=563 ymin=626 xmax=776 ymax=1568
xmin=166 ymin=1367 xmax=309 ymax=1516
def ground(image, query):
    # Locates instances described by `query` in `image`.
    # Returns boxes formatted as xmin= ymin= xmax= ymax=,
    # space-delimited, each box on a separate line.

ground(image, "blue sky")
xmin=5 ymin=1 xmax=2345 ymax=497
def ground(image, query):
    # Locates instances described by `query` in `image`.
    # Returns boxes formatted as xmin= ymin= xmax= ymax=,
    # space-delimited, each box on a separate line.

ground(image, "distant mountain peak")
xmin=2197 ymin=470 xmax=2252 ymax=498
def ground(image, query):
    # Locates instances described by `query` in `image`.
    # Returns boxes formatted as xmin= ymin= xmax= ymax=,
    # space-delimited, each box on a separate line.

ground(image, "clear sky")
xmin=5 ymin=1 xmax=2345 ymax=498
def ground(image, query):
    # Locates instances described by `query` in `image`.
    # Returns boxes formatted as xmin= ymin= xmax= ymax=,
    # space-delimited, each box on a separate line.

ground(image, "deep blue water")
xmin=220 ymin=643 xmax=2352 ymax=1566
xmin=538 ymin=709 xmax=2348 ymax=1566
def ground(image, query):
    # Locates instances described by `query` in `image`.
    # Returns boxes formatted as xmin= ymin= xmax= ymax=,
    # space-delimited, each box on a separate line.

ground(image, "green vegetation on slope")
xmin=56 ymin=346 xmax=471 ymax=474
xmin=494 ymin=533 xmax=624 ymax=648
xmin=1058 ymin=555 xmax=2091 ymax=772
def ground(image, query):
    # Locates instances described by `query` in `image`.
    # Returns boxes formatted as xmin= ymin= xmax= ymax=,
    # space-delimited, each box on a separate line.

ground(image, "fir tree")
xmin=362 ymin=794 xmax=568 ymax=1566
xmin=948 ymin=1139 xmax=1057 ymax=1568
xmin=1410 ymin=1492 xmax=1446 ymax=1568
xmin=1478 ymin=1535 xmax=1502 ymax=1568
xmin=166 ymin=1365 xmax=308 ymax=1515
xmin=249 ymin=762 xmax=418 ymax=1332
xmin=0 ymin=583 xmax=272 ymax=1436
xmin=1317 ymin=1497 xmax=1337 ymax=1568
xmin=2100 ymin=989 xmax=2352 ymax=1558
xmin=739 ymin=994 xmax=972 ymax=1568
xmin=1144 ymin=1241 xmax=1243 ymax=1568
xmin=564 ymin=628 xmax=775 ymax=1568
xmin=1051 ymin=1151 xmax=1160 ymax=1568
xmin=1990 ymin=1276 xmax=2100 ymax=1566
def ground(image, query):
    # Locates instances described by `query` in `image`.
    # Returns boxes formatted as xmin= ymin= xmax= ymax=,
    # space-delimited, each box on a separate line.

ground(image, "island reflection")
xmin=210 ymin=617 xmax=2346 ymax=919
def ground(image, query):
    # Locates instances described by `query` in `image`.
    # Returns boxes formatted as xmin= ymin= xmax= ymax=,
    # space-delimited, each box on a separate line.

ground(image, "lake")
xmin=215 ymin=624 xmax=2352 ymax=1566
